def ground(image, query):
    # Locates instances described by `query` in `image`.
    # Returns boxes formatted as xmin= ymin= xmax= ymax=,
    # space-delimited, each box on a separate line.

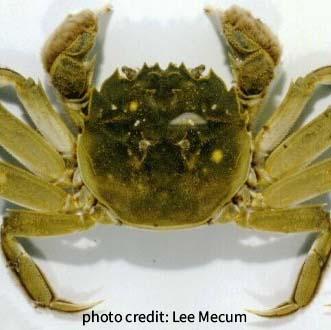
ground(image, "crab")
xmin=1 ymin=3 xmax=331 ymax=318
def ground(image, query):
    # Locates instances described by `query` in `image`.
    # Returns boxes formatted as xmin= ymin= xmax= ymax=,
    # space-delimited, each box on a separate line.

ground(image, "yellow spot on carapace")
xmin=211 ymin=149 xmax=223 ymax=164
xmin=129 ymin=100 xmax=139 ymax=112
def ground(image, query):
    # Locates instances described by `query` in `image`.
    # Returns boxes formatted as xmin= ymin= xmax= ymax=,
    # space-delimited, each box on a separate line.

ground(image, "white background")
xmin=1 ymin=0 xmax=331 ymax=329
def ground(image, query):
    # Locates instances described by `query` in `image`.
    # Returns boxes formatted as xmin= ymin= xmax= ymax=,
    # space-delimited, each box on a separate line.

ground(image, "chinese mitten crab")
xmin=1 ymin=5 xmax=331 ymax=317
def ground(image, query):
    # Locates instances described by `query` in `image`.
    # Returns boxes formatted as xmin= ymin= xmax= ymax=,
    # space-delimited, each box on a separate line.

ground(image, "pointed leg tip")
xmin=246 ymin=302 xmax=299 ymax=318
xmin=49 ymin=299 xmax=104 ymax=313
xmin=245 ymin=308 xmax=268 ymax=317
xmin=246 ymin=308 xmax=276 ymax=318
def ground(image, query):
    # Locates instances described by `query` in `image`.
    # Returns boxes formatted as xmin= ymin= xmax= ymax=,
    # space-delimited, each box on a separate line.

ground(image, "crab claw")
xmin=49 ymin=299 xmax=103 ymax=313
xmin=204 ymin=4 xmax=281 ymax=122
xmin=246 ymin=301 xmax=300 ymax=318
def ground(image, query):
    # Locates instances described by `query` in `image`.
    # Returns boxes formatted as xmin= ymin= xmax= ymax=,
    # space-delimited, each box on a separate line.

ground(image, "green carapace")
xmin=79 ymin=64 xmax=250 ymax=228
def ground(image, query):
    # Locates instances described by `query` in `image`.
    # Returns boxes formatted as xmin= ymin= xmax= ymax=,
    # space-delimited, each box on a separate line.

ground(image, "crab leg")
xmin=0 ymin=68 xmax=75 ymax=156
xmin=260 ymin=106 xmax=331 ymax=182
xmin=0 ymin=103 xmax=70 ymax=184
xmin=260 ymin=158 xmax=331 ymax=209
xmin=1 ymin=210 xmax=98 ymax=312
xmin=233 ymin=205 xmax=331 ymax=317
xmin=236 ymin=205 xmax=329 ymax=233
xmin=16 ymin=78 xmax=75 ymax=156
xmin=255 ymin=66 xmax=331 ymax=161
xmin=0 ymin=161 xmax=72 ymax=212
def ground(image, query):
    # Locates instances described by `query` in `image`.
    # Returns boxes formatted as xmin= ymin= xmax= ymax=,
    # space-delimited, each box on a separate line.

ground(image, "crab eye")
xmin=169 ymin=112 xmax=206 ymax=127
